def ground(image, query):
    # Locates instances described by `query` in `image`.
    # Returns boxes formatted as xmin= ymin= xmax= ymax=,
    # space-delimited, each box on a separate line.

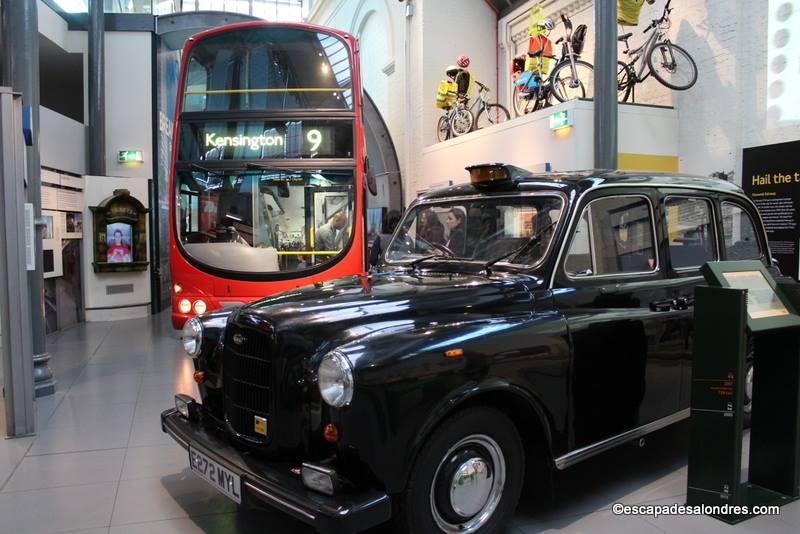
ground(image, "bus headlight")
xmin=181 ymin=317 xmax=203 ymax=357
xmin=318 ymin=351 xmax=354 ymax=408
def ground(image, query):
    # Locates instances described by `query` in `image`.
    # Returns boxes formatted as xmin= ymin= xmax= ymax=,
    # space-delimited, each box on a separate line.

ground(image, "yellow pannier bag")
xmin=618 ymin=0 xmax=648 ymax=26
xmin=435 ymin=80 xmax=457 ymax=109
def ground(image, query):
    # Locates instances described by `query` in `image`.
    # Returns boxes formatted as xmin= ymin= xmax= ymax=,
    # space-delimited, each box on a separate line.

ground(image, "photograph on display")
xmin=106 ymin=222 xmax=134 ymax=263
xmin=42 ymin=214 xmax=55 ymax=240
xmin=64 ymin=212 xmax=83 ymax=238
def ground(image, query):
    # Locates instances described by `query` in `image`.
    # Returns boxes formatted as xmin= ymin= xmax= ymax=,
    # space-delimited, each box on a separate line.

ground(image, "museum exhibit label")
xmin=742 ymin=140 xmax=800 ymax=280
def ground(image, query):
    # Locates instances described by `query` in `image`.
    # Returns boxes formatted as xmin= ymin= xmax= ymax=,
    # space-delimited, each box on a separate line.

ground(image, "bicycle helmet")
xmin=541 ymin=17 xmax=555 ymax=31
xmin=456 ymin=55 xmax=470 ymax=68
xmin=445 ymin=65 xmax=460 ymax=78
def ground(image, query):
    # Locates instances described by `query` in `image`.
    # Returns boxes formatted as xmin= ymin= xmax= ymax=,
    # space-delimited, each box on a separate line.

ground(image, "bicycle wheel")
xmin=436 ymin=115 xmax=450 ymax=142
xmin=450 ymin=107 xmax=474 ymax=137
xmin=550 ymin=59 xmax=594 ymax=102
xmin=476 ymin=103 xmax=510 ymax=129
xmin=617 ymin=61 xmax=633 ymax=103
xmin=647 ymin=41 xmax=697 ymax=91
xmin=513 ymin=85 xmax=536 ymax=117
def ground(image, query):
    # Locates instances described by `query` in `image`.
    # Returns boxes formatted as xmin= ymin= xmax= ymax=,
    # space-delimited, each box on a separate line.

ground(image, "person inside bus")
xmin=316 ymin=211 xmax=348 ymax=251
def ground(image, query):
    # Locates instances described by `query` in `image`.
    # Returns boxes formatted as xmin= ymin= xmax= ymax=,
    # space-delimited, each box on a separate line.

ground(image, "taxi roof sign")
xmin=466 ymin=163 xmax=533 ymax=188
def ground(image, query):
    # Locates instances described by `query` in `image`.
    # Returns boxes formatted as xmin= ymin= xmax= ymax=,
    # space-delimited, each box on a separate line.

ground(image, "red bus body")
xmin=169 ymin=22 xmax=366 ymax=329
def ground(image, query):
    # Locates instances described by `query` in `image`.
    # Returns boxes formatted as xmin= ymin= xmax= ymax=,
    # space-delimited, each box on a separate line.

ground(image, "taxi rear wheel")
xmin=395 ymin=406 xmax=524 ymax=533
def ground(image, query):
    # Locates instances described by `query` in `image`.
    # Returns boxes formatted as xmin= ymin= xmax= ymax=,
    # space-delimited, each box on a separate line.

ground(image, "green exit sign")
xmin=549 ymin=110 xmax=572 ymax=130
xmin=118 ymin=150 xmax=144 ymax=163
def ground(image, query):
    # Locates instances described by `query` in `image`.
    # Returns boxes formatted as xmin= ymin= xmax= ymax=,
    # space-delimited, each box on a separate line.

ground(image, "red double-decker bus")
xmin=169 ymin=22 xmax=367 ymax=328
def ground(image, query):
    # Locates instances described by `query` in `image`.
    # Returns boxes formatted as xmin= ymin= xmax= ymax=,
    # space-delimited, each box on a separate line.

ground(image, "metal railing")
xmin=50 ymin=0 xmax=305 ymax=19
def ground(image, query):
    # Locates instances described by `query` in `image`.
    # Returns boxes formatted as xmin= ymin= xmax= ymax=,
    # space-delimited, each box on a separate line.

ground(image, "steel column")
xmin=89 ymin=0 xmax=106 ymax=176
xmin=2 ymin=0 xmax=54 ymax=397
xmin=594 ymin=0 xmax=618 ymax=169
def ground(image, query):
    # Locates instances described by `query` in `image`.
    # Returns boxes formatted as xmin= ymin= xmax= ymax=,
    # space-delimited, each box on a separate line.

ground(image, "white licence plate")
xmin=189 ymin=446 xmax=242 ymax=504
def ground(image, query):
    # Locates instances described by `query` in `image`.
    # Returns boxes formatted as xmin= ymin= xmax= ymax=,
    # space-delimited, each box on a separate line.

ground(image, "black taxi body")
xmin=162 ymin=164 xmax=771 ymax=533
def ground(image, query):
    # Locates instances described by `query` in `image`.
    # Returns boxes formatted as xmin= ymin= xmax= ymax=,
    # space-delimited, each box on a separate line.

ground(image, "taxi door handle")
xmin=649 ymin=299 xmax=675 ymax=312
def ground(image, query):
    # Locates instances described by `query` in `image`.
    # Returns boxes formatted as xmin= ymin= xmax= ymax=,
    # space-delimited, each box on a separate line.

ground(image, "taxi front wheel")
xmin=395 ymin=406 xmax=525 ymax=533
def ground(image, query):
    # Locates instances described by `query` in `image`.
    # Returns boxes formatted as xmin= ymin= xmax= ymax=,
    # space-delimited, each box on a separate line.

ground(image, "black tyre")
xmin=395 ymin=407 xmax=524 ymax=533
xmin=476 ymin=104 xmax=510 ymax=130
xmin=617 ymin=61 xmax=633 ymax=103
xmin=550 ymin=59 xmax=594 ymax=102
xmin=436 ymin=115 xmax=450 ymax=143
xmin=450 ymin=108 xmax=475 ymax=137
xmin=647 ymin=41 xmax=697 ymax=91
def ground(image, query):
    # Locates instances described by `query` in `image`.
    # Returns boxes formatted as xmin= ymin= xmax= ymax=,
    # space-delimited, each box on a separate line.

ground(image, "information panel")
xmin=701 ymin=260 xmax=800 ymax=332
xmin=742 ymin=140 xmax=800 ymax=280
xmin=178 ymin=119 xmax=354 ymax=161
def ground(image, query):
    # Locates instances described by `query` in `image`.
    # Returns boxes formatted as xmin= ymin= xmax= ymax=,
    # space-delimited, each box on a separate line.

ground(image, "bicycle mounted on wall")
xmin=436 ymin=80 xmax=510 ymax=142
xmin=512 ymin=14 xmax=593 ymax=116
xmin=617 ymin=0 xmax=698 ymax=103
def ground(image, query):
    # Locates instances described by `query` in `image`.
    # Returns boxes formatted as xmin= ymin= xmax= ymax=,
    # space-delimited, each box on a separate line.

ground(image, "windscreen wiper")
xmin=408 ymin=254 xmax=439 ymax=271
xmin=483 ymin=220 xmax=558 ymax=274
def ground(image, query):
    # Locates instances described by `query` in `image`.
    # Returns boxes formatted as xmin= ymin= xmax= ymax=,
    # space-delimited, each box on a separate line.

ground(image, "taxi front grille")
xmin=222 ymin=321 xmax=273 ymax=444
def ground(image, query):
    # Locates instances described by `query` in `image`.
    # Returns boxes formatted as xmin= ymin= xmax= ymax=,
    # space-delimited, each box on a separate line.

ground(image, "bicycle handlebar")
xmin=475 ymin=80 xmax=488 ymax=91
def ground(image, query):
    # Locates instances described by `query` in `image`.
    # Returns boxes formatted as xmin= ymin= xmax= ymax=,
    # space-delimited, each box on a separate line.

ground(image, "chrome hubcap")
xmin=449 ymin=458 xmax=492 ymax=518
xmin=430 ymin=434 xmax=505 ymax=533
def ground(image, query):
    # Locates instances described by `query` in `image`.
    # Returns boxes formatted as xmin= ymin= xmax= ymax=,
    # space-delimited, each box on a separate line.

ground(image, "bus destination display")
xmin=178 ymin=120 xmax=354 ymax=161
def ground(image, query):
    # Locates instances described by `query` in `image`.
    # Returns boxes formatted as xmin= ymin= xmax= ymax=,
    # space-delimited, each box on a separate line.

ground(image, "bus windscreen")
xmin=183 ymin=28 xmax=353 ymax=112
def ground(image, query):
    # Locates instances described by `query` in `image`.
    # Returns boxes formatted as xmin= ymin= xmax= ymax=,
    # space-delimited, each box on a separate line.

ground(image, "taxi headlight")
xmin=181 ymin=317 xmax=203 ymax=357
xmin=318 ymin=352 xmax=354 ymax=408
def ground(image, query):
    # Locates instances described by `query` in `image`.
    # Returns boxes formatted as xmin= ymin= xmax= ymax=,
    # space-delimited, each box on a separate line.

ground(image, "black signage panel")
xmin=178 ymin=119 xmax=354 ymax=161
xmin=742 ymin=140 xmax=800 ymax=280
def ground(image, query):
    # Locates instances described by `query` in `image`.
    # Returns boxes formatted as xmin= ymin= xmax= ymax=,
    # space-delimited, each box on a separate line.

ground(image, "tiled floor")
xmin=0 ymin=312 xmax=797 ymax=533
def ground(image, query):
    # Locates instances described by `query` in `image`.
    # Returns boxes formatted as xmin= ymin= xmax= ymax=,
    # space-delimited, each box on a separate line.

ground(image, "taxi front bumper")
xmin=160 ymin=409 xmax=391 ymax=534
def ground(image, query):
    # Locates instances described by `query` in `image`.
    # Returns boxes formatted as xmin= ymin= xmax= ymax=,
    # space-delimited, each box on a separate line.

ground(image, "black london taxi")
xmin=161 ymin=163 xmax=770 ymax=533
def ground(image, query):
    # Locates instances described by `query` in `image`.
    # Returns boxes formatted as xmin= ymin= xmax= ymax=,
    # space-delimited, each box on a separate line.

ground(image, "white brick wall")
xmin=312 ymin=0 xmax=800 ymax=201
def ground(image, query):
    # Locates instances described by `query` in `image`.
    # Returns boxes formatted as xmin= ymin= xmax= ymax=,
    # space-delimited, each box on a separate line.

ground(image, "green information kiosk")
xmin=688 ymin=260 xmax=800 ymax=522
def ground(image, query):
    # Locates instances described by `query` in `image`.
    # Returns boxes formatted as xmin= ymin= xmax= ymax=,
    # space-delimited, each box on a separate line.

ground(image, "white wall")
xmin=308 ymin=0 xmax=407 ymax=163
xmin=82 ymin=176 xmax=151 ymax=321
xmin=421 ymin=0 xmax=498 ymax=147
xmin=419 ymin=99 xmax=678 ymax=192
xmin=105 ymin=32 xmax=153 ymax=179
xmin=40 ymin=107 xmax=86 ymax=175
xmin=499 ymin=0 xmax=800 ymax=185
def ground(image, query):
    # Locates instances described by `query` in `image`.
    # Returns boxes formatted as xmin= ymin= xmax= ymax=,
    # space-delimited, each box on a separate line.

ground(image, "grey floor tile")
xmin=127 ymin=416 xmax=176 ymax=448
xmin=515 ymin=508 xmax=664 ymax=533
xmin=0 ymin=436 xmax=35 ymax=489
xmin=0 ymin=481 xmax=116 ymax=533
xmin=110 ymin=473 xmax=237 ymax=526
xmin=120 ymin=445 xmax=189 ymax=481
xmin=45 ymin=400 xmax=136 ymax=431
xmin=27 ymin=423 xmax=131 ymax=456
xmin=776 ymin=499 xmax=800 ymax=529
xmin=110 ymin=509 xmax=314 ymax=533
xmin=3 ymin=449 xmax=125 ymax=492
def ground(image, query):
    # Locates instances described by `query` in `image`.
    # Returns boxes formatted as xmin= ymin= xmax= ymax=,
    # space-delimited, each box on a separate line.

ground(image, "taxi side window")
xmin=722 ymin=202 xmax=761 ymax=260
xmin=566 ymin=196 xmax=657 ymax=276
xmin=665 ymin=197 xmax=716 ymax=269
